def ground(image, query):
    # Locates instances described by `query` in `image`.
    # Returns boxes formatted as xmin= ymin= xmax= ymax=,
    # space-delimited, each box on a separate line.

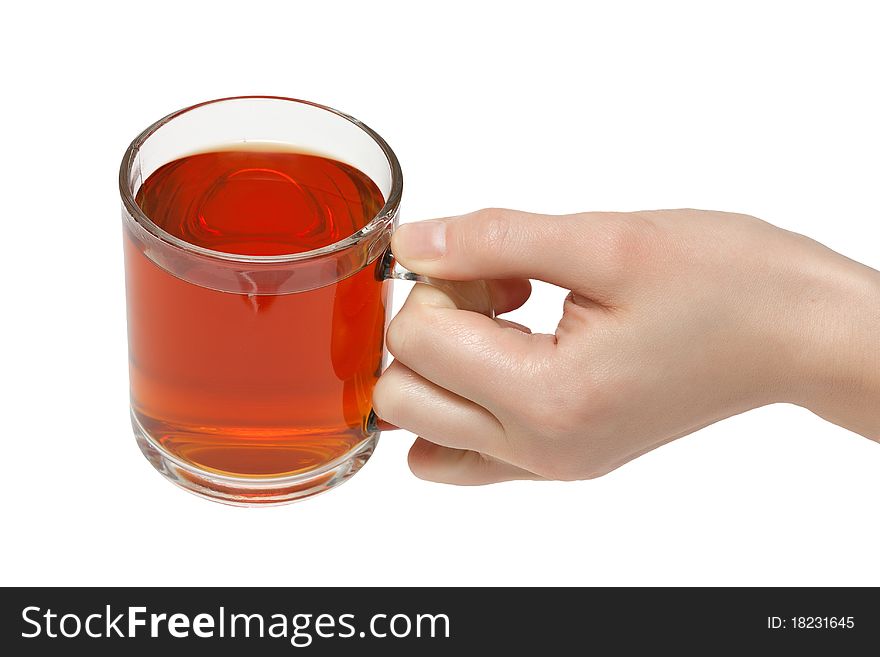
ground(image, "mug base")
xmin=131 ymin=411 xmax=377 ymax=506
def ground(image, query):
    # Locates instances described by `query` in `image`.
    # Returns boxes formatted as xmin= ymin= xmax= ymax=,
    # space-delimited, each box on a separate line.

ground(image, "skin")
xmin=372 ymin=209 xmax=880 ymax=485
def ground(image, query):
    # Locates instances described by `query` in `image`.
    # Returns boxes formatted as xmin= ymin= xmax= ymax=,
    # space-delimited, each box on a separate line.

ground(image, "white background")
xmin=2 ymin=0 xmax=878 ymax=586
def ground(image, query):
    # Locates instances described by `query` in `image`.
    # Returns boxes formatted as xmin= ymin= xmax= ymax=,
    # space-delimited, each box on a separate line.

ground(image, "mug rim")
xmin=118 ymin=95 xmax=403 ymax=264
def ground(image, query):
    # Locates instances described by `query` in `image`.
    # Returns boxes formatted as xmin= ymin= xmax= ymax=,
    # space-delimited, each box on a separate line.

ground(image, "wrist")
xmin=795 ymin=257 xmax=880 ymax=439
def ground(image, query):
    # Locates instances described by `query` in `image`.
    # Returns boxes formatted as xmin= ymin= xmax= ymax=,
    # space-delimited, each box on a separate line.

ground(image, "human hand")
xmin=373 ymin=209 xmax=880 ymax=484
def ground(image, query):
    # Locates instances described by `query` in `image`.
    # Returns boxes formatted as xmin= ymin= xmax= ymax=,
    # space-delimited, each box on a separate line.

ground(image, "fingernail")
xmin=396 ymin=221 xmax=446 ymax=260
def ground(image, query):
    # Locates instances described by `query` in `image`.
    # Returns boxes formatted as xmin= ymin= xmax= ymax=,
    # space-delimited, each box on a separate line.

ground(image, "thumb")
xmin=391 ymin=208 xmax=633 ymax=296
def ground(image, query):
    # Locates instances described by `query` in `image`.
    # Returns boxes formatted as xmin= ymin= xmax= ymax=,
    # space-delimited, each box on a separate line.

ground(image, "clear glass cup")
xmin=119 ymin=96 xmax=490 ymax=506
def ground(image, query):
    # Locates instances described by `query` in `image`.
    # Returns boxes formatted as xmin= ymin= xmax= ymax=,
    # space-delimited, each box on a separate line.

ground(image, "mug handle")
xmin=377 ymin=247 xmax=496 ymax=318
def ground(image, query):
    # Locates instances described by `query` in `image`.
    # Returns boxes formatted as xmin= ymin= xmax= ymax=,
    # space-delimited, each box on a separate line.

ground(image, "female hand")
xmin=373 ymin=209 xmax=880 ymax=484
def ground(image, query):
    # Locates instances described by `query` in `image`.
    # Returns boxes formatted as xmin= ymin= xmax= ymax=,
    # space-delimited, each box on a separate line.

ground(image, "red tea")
xmin=125 ymin=149 xmax=389 ymax=477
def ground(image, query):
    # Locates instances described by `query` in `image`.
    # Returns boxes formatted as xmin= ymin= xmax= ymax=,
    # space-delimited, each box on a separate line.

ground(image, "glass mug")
xmin=120 ymin=96 xmax=491 ymax=505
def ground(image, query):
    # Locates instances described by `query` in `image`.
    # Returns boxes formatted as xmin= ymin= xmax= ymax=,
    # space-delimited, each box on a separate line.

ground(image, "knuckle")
xmin=521 ymin=440 xmax=611 ymax=482
xmin=385 ymin=302 xmax=431 ymax=359
xmin=471 ymin=207 xmax=514 ymax=253
xmin=595 ymin=214 xmax=664 ymax=277
xmin=505 ymin=368 xmax=620 ymax=481
xmin=513 ymin=434 xmax=587 ymax=481
xmin=514 ymin=377 xmax=586 ymax=437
